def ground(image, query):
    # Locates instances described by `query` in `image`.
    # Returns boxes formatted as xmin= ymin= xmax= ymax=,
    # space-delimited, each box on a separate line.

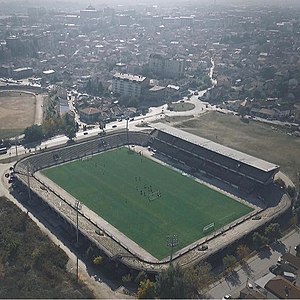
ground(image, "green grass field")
xmin=42 ymin=147 xmax=252 ymax=260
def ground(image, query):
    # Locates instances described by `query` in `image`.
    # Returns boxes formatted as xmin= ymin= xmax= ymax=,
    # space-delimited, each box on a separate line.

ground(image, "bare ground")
xmin=174 ymin=111 xmax=300 ymax=186
xmin=0 ymin=90 xmax=44 ymax=139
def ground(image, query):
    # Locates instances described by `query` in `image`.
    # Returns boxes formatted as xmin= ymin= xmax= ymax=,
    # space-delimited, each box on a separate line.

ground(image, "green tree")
xmin=135 ymin=271 xmax=147 ymax=284
xmin=183 ymin=266 xmax=201 ymax=298
xmin=65 ymin=125 xmax=76 ymax=140
xmin=252 ymin=232 xmax=268 ymax=249
xmin=137 ymin=279 xmax=155 ymax=299
xmin=197 ymin=262 xmax=212 ymax=292
xmin=155 ymin=264 xmax=186 ymax=299
xmin=24 ymin=125 xmax=43 ymax=143
xmin=122 ymin=274 xmax=132 ymax=284
xmin=223 ymin=255 xmax=237 ymax=272
xmin=236 ymin=245 xmax=250 ymax=262
xmin=265 ymin=223 xmax=281 ymax=243
xmin=286 ymin=186 xmax=296 ymax=199
xmin=260 ymin=66 xmax=276 ymax=80
xmin=92 ymin=256 xmax=103 ymax=265
xmin=155 ymin=264 xmax=200 ymax=299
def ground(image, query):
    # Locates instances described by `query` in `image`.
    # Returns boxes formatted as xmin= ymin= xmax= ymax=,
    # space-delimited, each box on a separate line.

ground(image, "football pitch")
xmin=42 ymin=147 xmax=253 ymax=260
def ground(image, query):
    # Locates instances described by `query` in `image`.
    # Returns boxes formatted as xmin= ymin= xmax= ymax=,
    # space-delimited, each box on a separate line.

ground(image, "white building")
xmin=149 ymin=54 xmax=186 ymax=79
xmin=112 ymin=73 xmax=150 ymax=98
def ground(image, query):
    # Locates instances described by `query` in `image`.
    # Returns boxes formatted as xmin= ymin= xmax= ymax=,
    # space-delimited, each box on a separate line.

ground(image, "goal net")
xmin=203 ymin=222 xmax=215 ymax=233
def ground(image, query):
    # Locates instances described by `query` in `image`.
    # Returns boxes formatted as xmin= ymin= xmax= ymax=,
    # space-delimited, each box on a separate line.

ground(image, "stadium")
xmin=13 ymin=123 xmax=291 ymax=272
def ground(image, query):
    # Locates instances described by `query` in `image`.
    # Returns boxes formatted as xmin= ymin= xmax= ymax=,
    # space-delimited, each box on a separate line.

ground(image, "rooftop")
xmin=113 ymin=72 xmax=146 ymax=83
xmin=152 ymin=122 xmax=280 ymax=173
xmin=265 ymin=276 xmax=300 ymax=299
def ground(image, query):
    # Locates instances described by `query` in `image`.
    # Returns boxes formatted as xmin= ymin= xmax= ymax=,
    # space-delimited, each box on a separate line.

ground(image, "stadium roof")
xmin=152 ymin=123 xmax=280 ymax=173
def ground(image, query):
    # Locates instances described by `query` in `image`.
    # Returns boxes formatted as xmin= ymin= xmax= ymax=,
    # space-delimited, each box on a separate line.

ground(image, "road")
xmin=207 ymin=229 xmax=300 ymax=299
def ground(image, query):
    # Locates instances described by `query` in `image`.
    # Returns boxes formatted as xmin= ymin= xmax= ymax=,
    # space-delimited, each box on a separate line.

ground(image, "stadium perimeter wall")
xmin=12 ymin=131 xmax=292 ymax=273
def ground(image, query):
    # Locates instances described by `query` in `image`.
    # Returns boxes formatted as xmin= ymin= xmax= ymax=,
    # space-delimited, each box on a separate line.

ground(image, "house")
xmin=239 ymin=286 xmax=266 ymax=299
xmin=265 ymin=276 xmax=300 ymax=299
xmin=279 ymin=253 xmax=300 ymax=271
xmin=79 ymin=107 xmax=102 ymax=123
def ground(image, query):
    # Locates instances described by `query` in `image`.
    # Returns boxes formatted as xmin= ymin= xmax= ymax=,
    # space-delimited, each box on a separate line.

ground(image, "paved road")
xmin=207 ymin=229 xmax=300 ymax=299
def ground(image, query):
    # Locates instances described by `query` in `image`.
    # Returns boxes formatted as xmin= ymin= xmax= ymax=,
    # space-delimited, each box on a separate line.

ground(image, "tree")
xmin=137 ymin=279 xmax=155 ymax=299
xmin=122 ymin=274 xmax=132 ymax=284
xmin=155 ymin=264 xmax=200 ymax=299
xmin=155 ymin=264 xmax=186 ymax=299
xmin=238 ymin=105 xmax=248 ymax=119
xmin=92 ymin=256 xmax=103 ymax=265
xmin=65 ymin=125 xmax=76 ymax=140
xmin=24 ymin=125 xmax=43 ymax=143
xmin=260 ymin=66 xmax=276 ymax=80
xmin=265 ymin=223 xmax=281 ymax=243
xmin=196 ymin=262 xmax=212 ymax=292
xmin=222 ymin=255 xmax=237 ymax=272
xmin=286 ymin=186 xmax=296 ymax=199
xmin=135 ymin=271 xmax=147 ymax=284
xmin=183 ymin=266 xmax=201 ymax=298
xmin=252 ymin=232 xmax=268 ymax=249
xmin=236 ymin=245 xmax=250 ymax=262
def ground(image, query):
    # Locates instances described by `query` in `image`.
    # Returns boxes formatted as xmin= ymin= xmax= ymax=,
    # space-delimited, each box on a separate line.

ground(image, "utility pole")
xmin=74 ymin=200 xmax=82 ymax=284
xmin=167 ymin=235 xmax=178 ymax=266
xmin=15 ymin=136 xmax=18 ymax=161
xmin=126 ymin=117 xmax=129 ymax=149
xmin=27 ymin=165 xmax=31 ymax=203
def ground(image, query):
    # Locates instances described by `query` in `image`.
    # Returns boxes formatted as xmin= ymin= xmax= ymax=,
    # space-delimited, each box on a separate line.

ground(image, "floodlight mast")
xmin=167 ymin=234 xmax=178 ymax=266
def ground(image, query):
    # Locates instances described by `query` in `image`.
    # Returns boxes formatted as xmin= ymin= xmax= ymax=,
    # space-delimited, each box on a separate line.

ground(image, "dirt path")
xmin=34 ymin=93 xmax=44 ymax=125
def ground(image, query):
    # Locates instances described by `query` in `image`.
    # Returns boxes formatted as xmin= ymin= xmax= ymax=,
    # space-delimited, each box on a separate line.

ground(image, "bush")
xmin=286 ymin=185 xmax=296 ymax=199
xmin=93 ymin=256 xmax=103 ymax=265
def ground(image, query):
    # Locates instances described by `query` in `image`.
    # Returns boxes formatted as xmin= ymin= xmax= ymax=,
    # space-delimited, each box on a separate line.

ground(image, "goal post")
xmin=203 ymin=222 xmax=215 ymax=233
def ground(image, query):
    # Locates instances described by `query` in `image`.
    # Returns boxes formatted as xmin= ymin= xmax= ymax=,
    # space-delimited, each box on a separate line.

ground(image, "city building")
xmin=112 ymin=72 xmax=150 ymax=99
xmin=80 ymin=5 xmax=99 ymax=19
xmin=149 ymin=53 xmax=186 ymax=79
xmin=79 ymin=107 xmax=102 ymax=123
xmin=12 ymin=67 xmax=33 ymax=79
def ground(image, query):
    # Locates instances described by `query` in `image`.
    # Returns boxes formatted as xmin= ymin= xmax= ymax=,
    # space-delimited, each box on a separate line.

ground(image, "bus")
xmin=0 ymin=147 xmax=7 ymax=155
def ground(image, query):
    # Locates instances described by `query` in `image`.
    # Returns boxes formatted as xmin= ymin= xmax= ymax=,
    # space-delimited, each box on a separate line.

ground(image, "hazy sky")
xmin=0 ymin=0 xmax=299 ymax=11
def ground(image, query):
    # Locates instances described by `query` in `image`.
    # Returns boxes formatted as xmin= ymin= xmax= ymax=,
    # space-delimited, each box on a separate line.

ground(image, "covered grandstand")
xmin=150 ymin=123 xmax=280 ymax=194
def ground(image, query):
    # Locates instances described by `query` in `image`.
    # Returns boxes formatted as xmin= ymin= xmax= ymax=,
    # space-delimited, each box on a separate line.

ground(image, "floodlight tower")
xmin=167 ymin=234 xmax=178 ymax=265
xmin=74 ymin=200 xmax=82 ymax=284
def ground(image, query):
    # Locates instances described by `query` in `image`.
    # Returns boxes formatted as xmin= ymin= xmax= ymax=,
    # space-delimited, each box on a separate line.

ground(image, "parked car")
xmin=269 ymin=264 xmax=283 ymax=276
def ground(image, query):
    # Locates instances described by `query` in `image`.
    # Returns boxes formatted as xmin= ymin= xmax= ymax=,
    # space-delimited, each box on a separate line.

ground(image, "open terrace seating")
xmin=212 ymin=153 xmax=239 ymax=170
xmin=156 ymin=131 xmax=175 ymax=144
xmin=238 ymin=164 xmax=274 ymax=184
xmin=192 ymin=146 xmax=216 ymax=161
xmin=172 ymin=138 xmax=195 ymax=152
xmin=15 ymin=132 xmax=150 ymax=176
